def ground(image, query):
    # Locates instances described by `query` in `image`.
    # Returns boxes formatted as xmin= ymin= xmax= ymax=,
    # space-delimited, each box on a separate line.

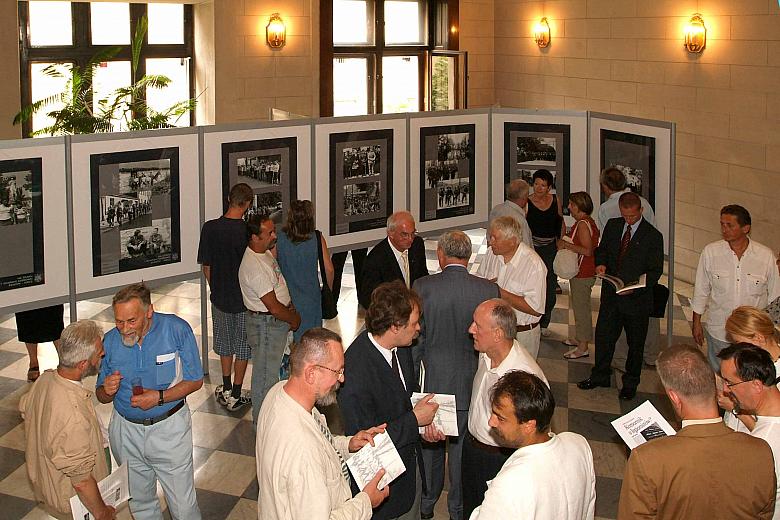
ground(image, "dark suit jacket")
xmin=339 ymin=332 xmax=420 ymax=519
xmin=595 ymin=217 xmax=664 ymax=315
xmin=358 ymin=236 xmax=429 ymax=309
xmin=618 ymin=422 xmax=776 ymax=519
xmin=412 ymin=265 xmax=500 ymax=410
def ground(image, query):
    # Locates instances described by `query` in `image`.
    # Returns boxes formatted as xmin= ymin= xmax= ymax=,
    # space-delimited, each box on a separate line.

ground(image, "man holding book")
xmin=578 ymin=192 xmax=663 ymax=400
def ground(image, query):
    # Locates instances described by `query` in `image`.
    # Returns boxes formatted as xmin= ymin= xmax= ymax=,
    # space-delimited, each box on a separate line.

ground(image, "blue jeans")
xmin=705 ymin=326 xmax=732 ymax=372
xmin=247 ymin=313 xmax=290 ymax=424
xmin=109 ymin=404 xmax=200 ymax=520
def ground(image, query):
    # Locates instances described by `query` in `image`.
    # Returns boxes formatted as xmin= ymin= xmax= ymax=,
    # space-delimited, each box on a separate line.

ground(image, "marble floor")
xmin=0 ymin=228 xmax=697 ymax=519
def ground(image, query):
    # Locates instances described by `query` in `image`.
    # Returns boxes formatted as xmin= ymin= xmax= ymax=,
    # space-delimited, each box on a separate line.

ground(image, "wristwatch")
xmin=158 ymin=390 xmax=165 ymax=407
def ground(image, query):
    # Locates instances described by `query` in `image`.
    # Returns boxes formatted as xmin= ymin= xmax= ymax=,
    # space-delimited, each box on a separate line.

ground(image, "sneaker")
xmin=226 ymin=391 xmax=252 ymax=412
xmin=214 ymin=384 xmax=230 ymax=406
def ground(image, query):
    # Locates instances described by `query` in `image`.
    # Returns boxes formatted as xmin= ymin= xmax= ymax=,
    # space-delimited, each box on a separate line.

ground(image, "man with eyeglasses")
xmin=339 ymin=281 xmax=440 ymax=520
xmin=618 ymin=344 xmax=776 ymax=519
xmin=718 ymin=343 xmax=780 ymax=519
xmin=357 ymin=211 xmax=429 ymax=309
xmin=256 ymin=327 xmax=389 ymax=519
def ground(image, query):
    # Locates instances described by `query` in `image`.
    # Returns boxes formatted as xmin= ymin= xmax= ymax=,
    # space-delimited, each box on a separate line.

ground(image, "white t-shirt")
xmin=751 ymin=416 xmax=780 ymax=520
xmin=238 ymin=247 xmax=291 ymax=312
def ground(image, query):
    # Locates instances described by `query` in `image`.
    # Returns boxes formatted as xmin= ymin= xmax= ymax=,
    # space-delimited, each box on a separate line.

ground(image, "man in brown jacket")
xmin=618 ymin=344 xmax=776 ymax=519
xmin=20 ymin=320 xmax=114 ymax=520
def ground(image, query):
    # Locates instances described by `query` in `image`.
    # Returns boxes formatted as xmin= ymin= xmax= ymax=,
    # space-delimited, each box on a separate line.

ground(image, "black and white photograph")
xmin=90 ymin=148 xmax=181 ymax=276
xmin=0 ymin=159 xmax=44 ymax=291
xmin=504 ymin=122 xmax=571 ymax=215
xmin=420 ymin=125 xmax=475 ymax=222
xmin=330 ymin=129 xmax=393 ymax=235
xmin=600 ymin=129 xmax=656 ymax=208
xmin=222 ymin=137 xmax=297 ymax=225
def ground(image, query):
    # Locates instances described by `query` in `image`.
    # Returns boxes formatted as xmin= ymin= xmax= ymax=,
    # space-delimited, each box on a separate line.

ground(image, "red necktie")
xmin=617 ymin=226 xmax=631 ymax=269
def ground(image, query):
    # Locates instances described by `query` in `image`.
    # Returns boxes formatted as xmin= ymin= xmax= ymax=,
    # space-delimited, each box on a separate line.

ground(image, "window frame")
xmin=18 ymin=1 xmax=195 ymax=136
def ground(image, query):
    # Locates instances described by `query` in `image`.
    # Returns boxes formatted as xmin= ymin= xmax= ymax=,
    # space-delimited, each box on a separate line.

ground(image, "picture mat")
xmin=490 ymin=111 xmax=587 ymax=229
xmin=589 ymin=116 xmax=672 ymax=254
xmin=410 ymin=113 xmax=489 ymax=233
xmin=203 ymin=125 xmax=311 ymax=222
xmin=0 ymin=141 xmax=69 ymax=308
xmin=71 ymin=133 xmax=200 ymax=295
xmin=314 ymin=117 xmax=407 ymax=249
xmin=600 ymin=129 xmax=656 ymax=209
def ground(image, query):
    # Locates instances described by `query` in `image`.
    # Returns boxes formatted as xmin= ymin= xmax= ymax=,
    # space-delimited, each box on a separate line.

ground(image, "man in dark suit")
xmin=339 ymin=280 xmax=440 ymax=520
xmin=578 ymin=192 xmax=663 ymax=399
xmin=412 ymin=230 xmax=500 ymax=520
xmin=358 ymin=211 xmax=429 ymax=309
xmin=618 ymin=344 xmax=776 ymax=519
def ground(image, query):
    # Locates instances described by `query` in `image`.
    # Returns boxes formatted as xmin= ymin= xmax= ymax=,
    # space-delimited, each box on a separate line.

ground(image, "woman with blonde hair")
xmin=720 ymin=305 xmax=780 ymax=432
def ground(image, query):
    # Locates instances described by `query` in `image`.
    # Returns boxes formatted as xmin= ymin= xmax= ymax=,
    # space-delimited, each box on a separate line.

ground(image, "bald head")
xmin=506 ymin=179 xmax=529 ymax=206
xmin=387 ymin=211 xmax=417 ymax=252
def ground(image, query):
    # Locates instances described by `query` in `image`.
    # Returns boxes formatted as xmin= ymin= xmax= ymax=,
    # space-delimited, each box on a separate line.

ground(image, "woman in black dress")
xmin=15 ymin=304 xmax=64 ymax=381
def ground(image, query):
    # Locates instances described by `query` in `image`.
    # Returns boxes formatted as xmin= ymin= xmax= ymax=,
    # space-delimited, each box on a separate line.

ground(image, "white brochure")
xmin=411 ymin=392 xmax=458 ymax=436
xmin=70 ymin=463 xmax=130 ymax=520
xmin=611 ymin=400 xmax=676 ymax=450
xmin=346 ymin=431 xmax=406 ymax=491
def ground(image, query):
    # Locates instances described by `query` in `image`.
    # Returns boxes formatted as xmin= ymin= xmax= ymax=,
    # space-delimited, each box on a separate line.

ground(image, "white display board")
xmin=409 ymin=110 xmax=489 ymax=234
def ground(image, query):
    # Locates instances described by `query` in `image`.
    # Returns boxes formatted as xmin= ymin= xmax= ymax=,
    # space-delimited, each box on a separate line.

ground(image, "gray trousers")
xmin=420 ymin=410 xmax=469 ymax=520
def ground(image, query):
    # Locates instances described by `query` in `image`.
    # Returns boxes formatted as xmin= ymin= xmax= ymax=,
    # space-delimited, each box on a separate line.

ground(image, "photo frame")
xmin=600 ymin=129 xmax=656 ymax=209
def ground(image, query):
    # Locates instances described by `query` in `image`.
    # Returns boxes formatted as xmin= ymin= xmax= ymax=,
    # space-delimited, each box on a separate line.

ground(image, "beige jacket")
xmin=19 ymin=370 xmax=109 ymax=517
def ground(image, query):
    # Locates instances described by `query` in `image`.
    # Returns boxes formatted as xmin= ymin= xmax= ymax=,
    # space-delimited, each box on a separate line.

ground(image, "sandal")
xmin=561 ymin=339 xmax=578 ymax=347
xmin=563 ymin=349 xmax=589 ymax=360
xmin=27 ymin=366 xmax=40 ymax=382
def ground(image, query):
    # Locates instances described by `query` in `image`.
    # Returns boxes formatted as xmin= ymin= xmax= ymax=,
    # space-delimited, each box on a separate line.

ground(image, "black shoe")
xmin=421 ymin=512 xmax=434 ymax=519
xmin=619 ymin=387 xmax=637 ymax=400
xmin=577 ymin=378 xmax=610 ymax=390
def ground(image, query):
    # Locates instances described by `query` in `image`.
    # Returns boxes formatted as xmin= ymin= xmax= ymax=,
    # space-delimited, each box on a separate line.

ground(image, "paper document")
xmin=346 ymin=432 xmax=406 ymax=491
xmin=611 ymin=400 xmax=676 ymax=450
xmin=597 ymin=273 xmax=646 ymax=294
xmin=411 ymin=392 xmax=458 ymax=436
xmin=70 ymin=463 xmax=130 ymax=520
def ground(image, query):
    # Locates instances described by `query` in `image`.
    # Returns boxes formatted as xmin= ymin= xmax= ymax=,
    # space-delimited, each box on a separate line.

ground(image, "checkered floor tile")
xmin=0 ymin=229 xmax=694 ymax=519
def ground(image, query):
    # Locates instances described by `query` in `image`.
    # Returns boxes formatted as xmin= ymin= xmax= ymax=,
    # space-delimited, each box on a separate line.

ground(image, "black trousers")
xmin=461 ymin=433 xmax=513 ymax=519
xmin=591 ymin=300 xmax=650 ymax=390
xmin=534 ymin=241 xmax=558 ymax=329
xmin=331 ymin=248 xmax=367 ymax=303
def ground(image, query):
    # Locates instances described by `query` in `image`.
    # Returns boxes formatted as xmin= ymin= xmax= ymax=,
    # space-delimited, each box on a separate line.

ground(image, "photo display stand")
xmin=314 ymin=115 xmax=407 ymax=252
xmin=71 ymin=128 xmax=201 ymax=297
xmin=0 ymin=137 xmax=70 ymax=311
xmin=490 ymin=109 xmax=588 ymax=229
xmin=409 ymin=110 xmax=489 ymax=235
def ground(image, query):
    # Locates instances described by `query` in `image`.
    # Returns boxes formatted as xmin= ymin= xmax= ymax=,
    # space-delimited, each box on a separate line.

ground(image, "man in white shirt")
xmin=596 ymin=167 xmax=655 ymax=232
xmin=238 ymin=214 xmax=301 ymax=424
xmin=469 ymin=371 xmax=596 ymax=520
xmin=256 ymin=327 xmax=389 ymax=519
xmin=462 ymin=298 xmax=547 ymax=519
xmin=692 ymin=204 xmax=780 ymax=370
xmin=718 ymin=343 xmax=780 ymax=519
xmin=477 ymin=216 xmax=546 ymax=358
xmin=487 ymin=179 xmax=533 ymax=249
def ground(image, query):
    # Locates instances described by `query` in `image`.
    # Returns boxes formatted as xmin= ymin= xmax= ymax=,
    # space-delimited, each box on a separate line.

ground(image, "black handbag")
xmin=316 ymin=230 xmax=338 ymax=319
xmin=651 ymin=284 xmax=670 ymax=318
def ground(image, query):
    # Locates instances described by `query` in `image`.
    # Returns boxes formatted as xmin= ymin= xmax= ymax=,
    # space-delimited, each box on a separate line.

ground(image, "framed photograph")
xmin=0 ymin=158 xmax=44 ymax=291
xmin=90 ymin=148 xmax=180 ymax=276
xmin=410 ymin=111 xmax=489 ymax=233
xmin=600 ymin=129 xmax=656 ymax=209
xmin=203 ymin=123 xmax=311 ymax=224
xmin=72 ymin=130 xmax=200 ymax=295
xmin=0 ymin=138 xmax=69 ymax=310
xmin=504 ymin=123 xmax=571 ymax=215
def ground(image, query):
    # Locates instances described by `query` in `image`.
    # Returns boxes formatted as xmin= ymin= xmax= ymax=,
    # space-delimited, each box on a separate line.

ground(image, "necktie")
xmin=401 ymin=250 xmax=410 ymax=287
xmin=391 ymin=349 xmax=405 ymax=389
xmin=313 ymin=411 xmax=350 ymax=483
xmin=617 ymin=226 xmax=631 ymax=269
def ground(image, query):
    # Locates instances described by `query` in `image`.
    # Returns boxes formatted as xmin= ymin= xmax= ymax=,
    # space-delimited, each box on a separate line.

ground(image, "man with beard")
xmin=256 ymin=327 xmax=389 ymax=519
xmin=96 ymin=283 xmax=203 ymax=520
xmin=20 ymin=320 xmax=114 ymax=520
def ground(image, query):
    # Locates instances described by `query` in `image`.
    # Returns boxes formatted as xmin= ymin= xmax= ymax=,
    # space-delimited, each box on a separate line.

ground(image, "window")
xmin=18 ymin=2 xmax=194 ymax=136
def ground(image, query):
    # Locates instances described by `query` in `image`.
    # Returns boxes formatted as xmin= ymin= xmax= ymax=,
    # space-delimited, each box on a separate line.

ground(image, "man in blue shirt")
xmin=97 ymin=283 xmax=203 ymax=520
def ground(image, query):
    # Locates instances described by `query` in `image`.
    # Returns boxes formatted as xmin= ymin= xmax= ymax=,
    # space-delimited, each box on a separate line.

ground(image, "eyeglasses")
xmin=722 ymin=378 xmax=750 ymax=389
xmin=314 ymin=364 xmax=344 ymax=378
xmin=398 ymin=230 xmax=417 ymax=240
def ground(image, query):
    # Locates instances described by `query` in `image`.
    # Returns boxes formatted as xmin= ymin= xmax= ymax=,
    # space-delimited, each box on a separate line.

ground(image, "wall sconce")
xmin=534 ymin=17 xmax=550 ymax=48
xmin=266 ymin=13 xmax=286 ymax=49
xmin=684 ymin=13 xmax=706 ymax=53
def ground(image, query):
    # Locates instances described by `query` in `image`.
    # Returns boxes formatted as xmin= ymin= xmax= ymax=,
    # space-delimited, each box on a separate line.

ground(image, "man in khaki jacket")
xmin=20 ymin=320 xmax=114 ymax=520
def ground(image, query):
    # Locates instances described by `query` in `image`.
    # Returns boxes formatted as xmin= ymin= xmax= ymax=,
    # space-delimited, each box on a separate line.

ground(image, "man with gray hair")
xmin=358 ymin=210 xmax=429 ymax=309
xmin=488 ymin=179 xmax=532 ymax=248
xmin=256 ymin=327 xmax=389 ymax=519
xmin=477 ymin=216 xmax=546 ymax=358
xmin=462 ymin=298 xmax=547 ymax=518
xmin=20 ymin=320 xmax=114 ymax=520
xmin=412 ymin=230 xmax=500 ymax=520
xmin=618 ymin=344 xmax=776 ymax=519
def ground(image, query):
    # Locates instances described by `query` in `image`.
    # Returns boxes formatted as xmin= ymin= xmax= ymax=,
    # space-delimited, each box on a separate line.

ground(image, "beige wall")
xmin=493 ymin=0 xmax=780 ymax=282
xmin=461 ymin=0 xmax=495 ymax=107
xmin=0 ymin=2 xmax=22 ymax=140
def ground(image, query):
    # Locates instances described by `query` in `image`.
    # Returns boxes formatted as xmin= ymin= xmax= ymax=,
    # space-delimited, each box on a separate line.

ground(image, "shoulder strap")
xmin=315 ymin=230 xmax=326 ymax=275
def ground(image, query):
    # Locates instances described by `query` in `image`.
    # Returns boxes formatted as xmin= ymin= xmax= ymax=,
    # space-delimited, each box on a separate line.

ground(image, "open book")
xmin=597 ymin=273 xmax=646 ymax=294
